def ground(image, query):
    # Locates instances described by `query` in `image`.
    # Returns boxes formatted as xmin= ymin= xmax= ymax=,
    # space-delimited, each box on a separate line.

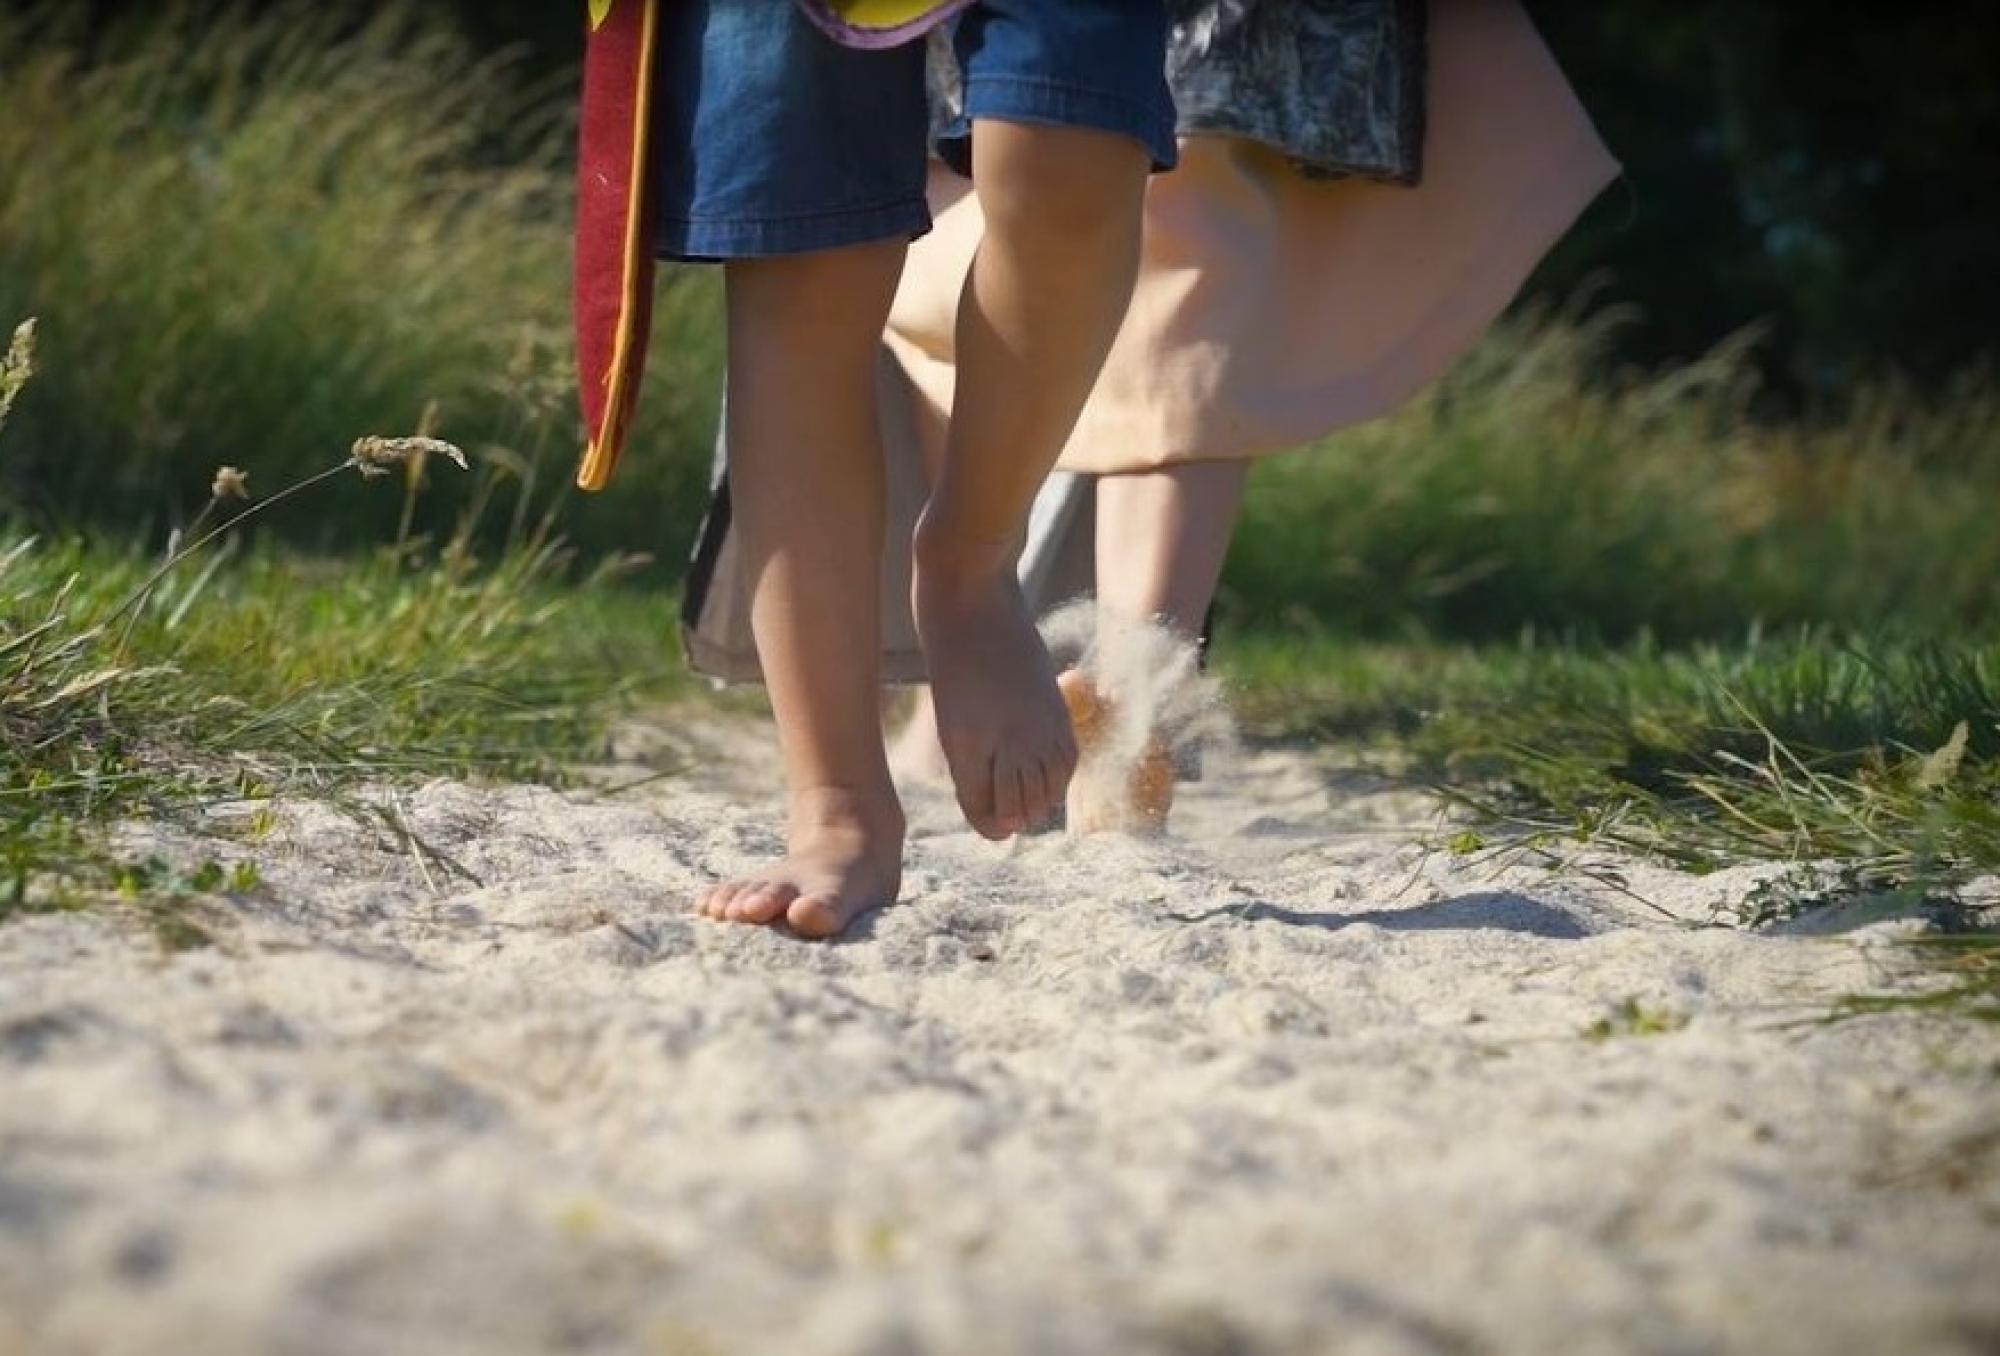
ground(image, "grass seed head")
xmin=0 ymin=318 xmax=37 ymax=426
xmin=211 ymin=465 xmax=249 ymax=501
xmin=349 ymin=435 xmax=470 ymax=478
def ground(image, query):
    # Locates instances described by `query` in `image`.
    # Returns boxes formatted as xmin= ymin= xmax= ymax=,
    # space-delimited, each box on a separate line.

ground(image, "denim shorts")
xmin=654 ymin=0 xmax=1174 ymax=261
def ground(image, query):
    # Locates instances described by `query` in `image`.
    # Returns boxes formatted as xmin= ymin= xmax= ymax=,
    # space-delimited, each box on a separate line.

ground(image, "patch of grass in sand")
xmin=2 ymin=335 xmax=682 ymax=916
xmin=1831 ymin=936 xmax=2000 ymax=1025
xmin=1225 ymin=631 xmax=2000 ymax=1013
xmin=3 ymin=526 xmax=680 ymax=917
xmin=1583 ymin=998 xmax=1690 ymax=1041
xmin=1226 ymin=632 xmax=2000 ymax=890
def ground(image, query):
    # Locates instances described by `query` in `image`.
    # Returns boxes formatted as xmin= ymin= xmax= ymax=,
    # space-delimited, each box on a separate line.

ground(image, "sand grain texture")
xmin=2 ymin=714 xmax=1997 ymax=1356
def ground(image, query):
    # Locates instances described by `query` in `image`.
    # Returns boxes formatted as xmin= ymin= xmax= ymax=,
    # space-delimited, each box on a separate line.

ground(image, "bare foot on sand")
xmin=1058 ymin=669 xmax=1175 ymax=835
xmin=912 ymin=526 xmax=1077 ymax=839
xmin=696 ymin=788 xmax=904 ymax=938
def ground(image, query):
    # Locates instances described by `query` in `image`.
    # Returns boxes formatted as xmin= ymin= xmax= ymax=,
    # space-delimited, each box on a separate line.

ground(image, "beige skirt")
xmin=883 ymin=0 xmax=1619 ymax=473
xmin=681 ymin=0 xmax=1618 ymax=683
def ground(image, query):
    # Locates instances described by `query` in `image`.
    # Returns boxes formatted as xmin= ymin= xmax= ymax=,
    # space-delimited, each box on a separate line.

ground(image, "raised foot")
xmin=696 ymin=789 xmax=904 ymax=939
xmin=912 ymin=528 xmax=1077 ymax=839
xmin=1058 ymin=669 xmax=1175 ymax=836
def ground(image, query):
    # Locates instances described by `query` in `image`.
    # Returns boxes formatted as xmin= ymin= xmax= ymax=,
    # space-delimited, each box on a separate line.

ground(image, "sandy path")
xmin=2 ymin=712 xmax=1996 ymax=1356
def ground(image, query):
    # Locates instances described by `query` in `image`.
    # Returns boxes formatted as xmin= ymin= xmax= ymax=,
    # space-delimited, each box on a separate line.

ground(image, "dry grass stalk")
xmin=0 ymin=318 xmax=33 ymax=427
xmin=350 ymin=435 xmax=469 ymax=478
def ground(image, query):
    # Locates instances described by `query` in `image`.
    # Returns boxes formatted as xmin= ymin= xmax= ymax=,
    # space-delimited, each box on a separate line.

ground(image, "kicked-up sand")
xmin=2 ymin=703 xmax=1997 ymax=1355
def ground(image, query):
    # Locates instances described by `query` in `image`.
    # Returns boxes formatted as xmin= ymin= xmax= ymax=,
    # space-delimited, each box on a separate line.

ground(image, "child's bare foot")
xmin=1058 ymin=669 xmax=1175 ymax=835
xmin=912 ymin=523 xmax=1077 ymax=839
xmin=696 ymin=787 xmax=904 ymax=938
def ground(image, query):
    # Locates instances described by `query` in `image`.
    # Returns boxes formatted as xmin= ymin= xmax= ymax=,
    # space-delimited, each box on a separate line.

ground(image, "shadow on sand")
xmin=1167 ymin=890 xmax=1595 ymax=940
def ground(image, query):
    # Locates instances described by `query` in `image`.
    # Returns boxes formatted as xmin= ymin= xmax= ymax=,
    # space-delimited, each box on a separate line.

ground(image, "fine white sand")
xmin=2 ymin=710 xmax=1997 ymax=1356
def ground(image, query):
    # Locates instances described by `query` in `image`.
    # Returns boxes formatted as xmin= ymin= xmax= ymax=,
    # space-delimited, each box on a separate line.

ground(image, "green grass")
xmin=3 ymin=524 xmax=683 ymax=915
xmin=1583 ymin=998 xmax=1690 ymax=1041
xmin=1223 ymin=631 xmax=2000 ymax=891
xmin=0 ymin=1 xmax=721 ymax=565
xmin=1224 ymin=310 xmax=2000 ymax=641
xmin=7 ymin=4 xmax=2000 ymax=651
xmin=1222 ymin=628 xmax=2000 ymax=1015
xmin=1831 ymin=936 xmax=2000 ymax=1024
xmin=1 ymin=327 xmax=683 ymax=917
xmin=3 ymin=315 xmax=686 ymax=929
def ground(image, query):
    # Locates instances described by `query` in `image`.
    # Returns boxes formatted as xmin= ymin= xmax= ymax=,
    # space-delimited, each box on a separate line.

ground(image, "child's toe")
xmin=1018 ymin=758 xmax=1055 ymax=829
xmin=992 ymin=756 xmax=1028 ymax=835
xmin=786 ymin=892 xmax=851 ymax=939
xmin=730 ymin=882 xmax=794 ymax=924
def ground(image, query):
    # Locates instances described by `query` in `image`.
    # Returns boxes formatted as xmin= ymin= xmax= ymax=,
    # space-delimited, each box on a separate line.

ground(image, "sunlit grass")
xmin=7 ymin=6 xmax=2000 ymax=645
xmin=1223 ymin=628 xmax=2000 ymax=1014
xmin=1225 ymin=310 xmax=2000 ymax=641
xmin=1223 ymin=630 xmax=2000 ymax=894
xmin=0 ymin=1 xmax=721 ymax=563
xmin=1 ymin=347 xmax=682 ymax=915
xmin=3 ymin=528 xmax=681 ymax=912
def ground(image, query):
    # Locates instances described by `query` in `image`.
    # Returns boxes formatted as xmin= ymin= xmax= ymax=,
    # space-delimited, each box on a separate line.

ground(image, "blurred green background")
xmin=2 ymin=0 xmax=1997 ymax=642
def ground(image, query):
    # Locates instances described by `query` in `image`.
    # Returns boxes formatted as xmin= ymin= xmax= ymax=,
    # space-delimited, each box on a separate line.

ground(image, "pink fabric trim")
xmin=790 ymin=0 xmax=972 ymax=49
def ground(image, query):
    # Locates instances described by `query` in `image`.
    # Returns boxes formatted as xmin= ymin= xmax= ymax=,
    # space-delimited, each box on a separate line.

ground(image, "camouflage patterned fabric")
xmin=929 ymin=0 xmax=1426 ymax=184
xmin=1166 ymin=0 xmax=1425 ymax=182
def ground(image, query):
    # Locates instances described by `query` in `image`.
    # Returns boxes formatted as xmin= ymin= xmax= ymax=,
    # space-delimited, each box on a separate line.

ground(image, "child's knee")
xmin=729 ymin=243 xmax=905 ymax=314
xmin=726 ymin=242 xmax=907 ymax=361
xmin=973 ymin=122 xmax=1148 ymax=252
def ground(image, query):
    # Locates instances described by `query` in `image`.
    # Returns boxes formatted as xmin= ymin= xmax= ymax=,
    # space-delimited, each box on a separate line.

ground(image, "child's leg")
xmin=891 ymin=461 xmax=1248 ymax=829
xmin=696 ymin=241 xmax=909 ymax=938
xmin=913 ymin=120 xmax=1151 ymax=838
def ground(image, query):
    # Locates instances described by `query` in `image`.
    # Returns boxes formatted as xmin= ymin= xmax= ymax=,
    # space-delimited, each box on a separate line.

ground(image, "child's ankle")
xmin=787 ymin=783 xmax=905 ymax=837
xmin=913 ymin=508 xmax=1014 ymax=582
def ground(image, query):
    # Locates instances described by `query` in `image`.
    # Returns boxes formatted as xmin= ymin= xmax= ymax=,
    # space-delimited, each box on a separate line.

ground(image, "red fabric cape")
xmin=573 ymin=0 xmax=658 ymax=491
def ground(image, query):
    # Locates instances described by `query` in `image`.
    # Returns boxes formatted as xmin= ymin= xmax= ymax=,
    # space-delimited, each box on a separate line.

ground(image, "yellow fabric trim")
xmin=824 ymin=0 xmax=960 ymax=30
xmin=588 ymin=0 xmax=614 ymax=34
xmin=577 ymin=0 xmax=657 ymax=493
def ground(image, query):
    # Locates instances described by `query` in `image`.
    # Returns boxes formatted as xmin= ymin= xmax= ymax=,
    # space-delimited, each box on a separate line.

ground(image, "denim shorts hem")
xmin=657 ymin=198 xmax=932 ymax=262
xmin=942 ymin=74 xmax=1179 ymax=173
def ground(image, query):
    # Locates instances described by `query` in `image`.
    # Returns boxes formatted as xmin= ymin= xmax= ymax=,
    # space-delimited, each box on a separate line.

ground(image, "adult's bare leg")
xmin=1092 ymin=460 xmax=1249 ymax=640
